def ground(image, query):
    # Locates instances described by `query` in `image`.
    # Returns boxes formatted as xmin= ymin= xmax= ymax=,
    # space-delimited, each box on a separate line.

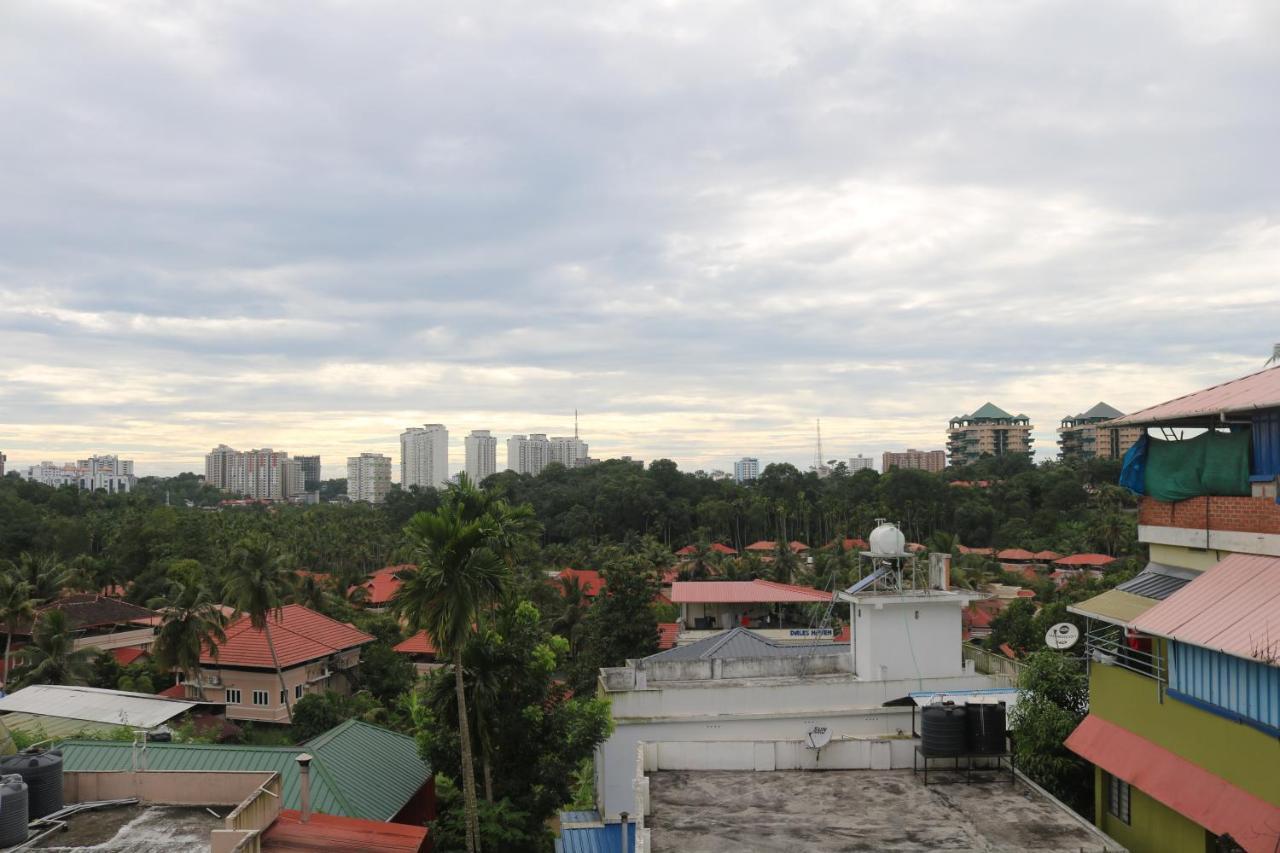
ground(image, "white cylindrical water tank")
xmin=868 ymin=522 xmax=906 ymax=556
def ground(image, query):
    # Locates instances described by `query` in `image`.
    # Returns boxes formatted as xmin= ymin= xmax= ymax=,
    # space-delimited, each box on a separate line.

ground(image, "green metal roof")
xmin=1077 ymin=401 xmax=1125 ymax=421
xmin=968 ymin=402 xmax=1013 ymax=420
xmin=58 ymin=719 xmax=428 ymax=821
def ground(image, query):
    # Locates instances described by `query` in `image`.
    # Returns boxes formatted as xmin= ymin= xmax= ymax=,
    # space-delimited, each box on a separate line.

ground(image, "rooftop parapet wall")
xmin=1139 ymin=495 xmax=1280 ymax=536
xmin=601 ymin=653 xmax=852 ymax=691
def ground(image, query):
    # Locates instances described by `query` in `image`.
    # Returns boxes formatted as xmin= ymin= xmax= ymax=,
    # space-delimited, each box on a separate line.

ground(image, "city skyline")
xmin=2 ymin=3 xmax=1276 ymax=480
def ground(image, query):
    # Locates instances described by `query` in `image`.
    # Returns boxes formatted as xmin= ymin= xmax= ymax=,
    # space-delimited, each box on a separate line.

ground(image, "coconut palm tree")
xmin=11 ymin=610 xmax=95 ymax=687
xmin=2 ymin=552 xmax=77 ymax=604
xmin=224 ymin=535 xmax=294 ymax=720
xmin=0 ymin=572 xmax=35 ymax=686
xmin=148 ymin=580 xmax=228 ymax=699
xmin=393 ymin=503 xmax=506 ymax=853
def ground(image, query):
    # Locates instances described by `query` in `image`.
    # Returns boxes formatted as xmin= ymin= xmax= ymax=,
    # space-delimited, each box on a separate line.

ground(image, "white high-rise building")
xmin=205 ymin=444 xmax=241 ymax=491
xmin=506 ymin=433 xmax=551 ymax=476
xmin=734 ymin=457 xmax=760 ymax=483
xmin=25 ymin=454 xmax=136 ymax=493
xmin=549 ymin=435 xmax=589 ymax=469
xmin=347 ymin=453 xmax=392 ymax=504
xmin=401 ymin=424 xmax=450 ymax=489
xmin=847 ymin=454 xmax=875 ymax=472
xmin=464 ymin=430 xmax=498 ymax=484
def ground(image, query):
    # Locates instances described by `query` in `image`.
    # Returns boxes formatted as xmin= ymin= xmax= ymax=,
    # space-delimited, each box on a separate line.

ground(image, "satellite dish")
xmin=805 ymin=726 xmax=831 ymax=750
xmin=1045 ymin=622 xmax=1080 ymax=650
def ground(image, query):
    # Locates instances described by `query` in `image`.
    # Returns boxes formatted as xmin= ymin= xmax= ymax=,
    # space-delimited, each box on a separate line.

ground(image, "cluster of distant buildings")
xmin=17 ymin=454 xmax=137 ymax=493
xmin=730 ymin=402 xmax=1143 ymax=481
xmin=399 ymin=424 xmax=593 ymax=491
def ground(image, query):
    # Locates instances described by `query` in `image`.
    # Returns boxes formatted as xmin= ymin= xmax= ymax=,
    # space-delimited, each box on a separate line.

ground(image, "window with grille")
xmin=225 ymin=689 xmax=241 ymax=705
xmin=295 ymin=684 xmax=304 ymax=699
xmin=1107 ymin=773 xmax=1131 ymax=824
xmin=252 ymin=690 xmax=269 ymax=706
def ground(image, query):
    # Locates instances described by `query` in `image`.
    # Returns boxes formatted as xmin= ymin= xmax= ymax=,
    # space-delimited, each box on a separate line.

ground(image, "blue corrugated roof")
xmin=557 ymin=823 xmax=635 ymax=853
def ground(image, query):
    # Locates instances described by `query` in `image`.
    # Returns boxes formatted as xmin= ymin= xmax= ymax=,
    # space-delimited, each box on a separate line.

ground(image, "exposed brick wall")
xmin=1139 ymin=495 xmax=1280 ymax=535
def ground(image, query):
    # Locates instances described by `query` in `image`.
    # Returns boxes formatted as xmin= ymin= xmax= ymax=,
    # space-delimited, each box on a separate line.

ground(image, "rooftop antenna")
xmin=814 ymin=418 xmax=824 ymax=472
xmin=574 ymin=409 xmax=579 ymax=440
xmin=1267 ymin=343 xmax=1280 ymax=367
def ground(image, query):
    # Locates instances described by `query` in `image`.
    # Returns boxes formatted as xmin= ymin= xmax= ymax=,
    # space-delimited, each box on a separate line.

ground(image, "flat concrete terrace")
xmin=34 ymin=805 xmax=221 ymax=852
xmin=647 ymin=770 xmax=1122 ymax=852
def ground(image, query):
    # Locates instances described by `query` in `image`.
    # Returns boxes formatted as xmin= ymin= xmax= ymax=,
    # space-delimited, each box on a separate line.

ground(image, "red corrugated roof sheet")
xmin=657 ymin=622 xmax=680 ymax=650
xmin=111 ymin=647 xmax=149 ymax=665
xmin=1110 ymin=364 xmax=1280 ymax=426
xmin=1054 ymin=553 xmax=1116 ymax=567
xmin=669 ymin=579 xmax=831 ymax=604
xmin=263 ymin=809 xmax=428 ymax=852
xmin=1067 ymin=714 xmax=1280 ymax=853
xmin=202 ymin=604 xmax=373 ymax=668
xmin=996 ymin=548 xmax=1036 ymax=561
xmin=1129 ymin=553 xmax=1280 ymax=662
xmin=393 ymin=630 xmax=438 ymax=656
xmin=556 ymin=568 xmax=604 ymax=597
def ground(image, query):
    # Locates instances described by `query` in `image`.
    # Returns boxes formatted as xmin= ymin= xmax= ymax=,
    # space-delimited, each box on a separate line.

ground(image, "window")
xmin=1107 ymin=773 xmax=1131 ymax=824
xmin=295 ymin=685 xmax=304 ymax=700
xmin=252 ymin=690 xmax=270 ymax=706
xmin=225 ymin=689 xmax=242 ymax=705
xmin=280 ymin=690 xmax=286 ymax=705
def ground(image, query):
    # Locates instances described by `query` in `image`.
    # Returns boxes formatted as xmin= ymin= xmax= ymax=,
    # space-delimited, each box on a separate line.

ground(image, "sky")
xmin=2 ymin=1 xmax=1279 ymax=479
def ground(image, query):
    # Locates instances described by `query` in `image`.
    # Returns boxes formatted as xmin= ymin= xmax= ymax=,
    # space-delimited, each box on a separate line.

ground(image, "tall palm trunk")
xmin=3 ymin=624 xmax=12 ymax=690
xmin=263 ymin=620 xmax=293 ymax=721
xmin=454 ymin=648 xmax=481 ymax=853
xmin=483 ymin=747 xmax=494 ymax=803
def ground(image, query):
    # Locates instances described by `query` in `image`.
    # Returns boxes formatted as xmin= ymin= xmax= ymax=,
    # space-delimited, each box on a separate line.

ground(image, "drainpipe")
xmin=619 ymin=811 xmax=629 ymax=853
xmin=296 ymin=753 xmax=313 ymax=822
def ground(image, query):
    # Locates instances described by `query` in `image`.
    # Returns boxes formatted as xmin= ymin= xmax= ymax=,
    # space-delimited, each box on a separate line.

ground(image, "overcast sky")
xmin=2 ymin=1 xmax=1278 ymax=479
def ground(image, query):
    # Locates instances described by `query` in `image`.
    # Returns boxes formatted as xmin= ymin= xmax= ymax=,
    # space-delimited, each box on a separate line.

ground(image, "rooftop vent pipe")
xmin=296 ymin=753 xmax=313 ymax=822
xmin=619 ymin=811 xmax=629 ymax=853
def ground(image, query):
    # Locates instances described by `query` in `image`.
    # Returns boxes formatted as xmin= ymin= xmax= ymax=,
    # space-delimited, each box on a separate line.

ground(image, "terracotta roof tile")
xmin=352 ymin=565 xmax=414 ymax=606
xmin=393 ymin=630 xmax=438 ymax=656
xmin=657 ymin=623 xmax=680 ymax=650
xmin=111 ymin=647 xmax=149 ymax=666
xmin=556 ymin=568 xmax=604 ymax=597
xmin=202 ymin=604 xmax=373 ymax=669
xmin=1054 ymin=553 xmax=1117 ymax=567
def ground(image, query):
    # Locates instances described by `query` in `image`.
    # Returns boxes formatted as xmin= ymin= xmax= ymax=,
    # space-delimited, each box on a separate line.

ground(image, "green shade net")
xmin=1144 ymin=430 xmax=1251 ymax=502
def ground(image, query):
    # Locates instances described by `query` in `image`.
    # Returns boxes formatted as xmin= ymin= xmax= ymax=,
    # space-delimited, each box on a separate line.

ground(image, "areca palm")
xmin=148 ymin=580 xmax=228 ymax=699
xmin=12 ymin=610 xmax=95 ymax=687
xmin=393 ymin=504 xmax=507 ymax=853
xmin=224 ymin=535 xmax=294 ymax=720
xmin=0 ymin=573 xmax=35 ymax=686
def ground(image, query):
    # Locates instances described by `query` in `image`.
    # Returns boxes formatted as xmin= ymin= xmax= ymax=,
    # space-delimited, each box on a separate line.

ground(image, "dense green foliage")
xmin=1010 ymin=650 xmax=1093 ymax=816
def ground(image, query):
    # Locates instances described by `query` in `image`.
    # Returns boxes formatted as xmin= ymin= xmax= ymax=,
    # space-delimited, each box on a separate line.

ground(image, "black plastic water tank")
xmin=921 ymin=703 xmax=966 ymax=756
xmin=0 ymin=748 xmax=63 ymax=819
xmin=0 ymin=774 xmax=28 ymax=847
xmin=964 ymin=702 xmax=1007 ymax=754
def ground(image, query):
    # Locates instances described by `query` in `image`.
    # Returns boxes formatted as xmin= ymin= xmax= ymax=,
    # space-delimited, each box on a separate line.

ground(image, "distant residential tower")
xmin=734 ymin=457 xmax=760 ymax=483
xmin=1058 ymin=403 xmax=1142 ymax=462
xmin=400 ymin=424 xmax=449 ymax=489
xmin=347 ymin=453 xmax=392 ymax=504
xmin=464 ymin=430 xmax=498 ymax=484
xmin=882 ymin=449 xmax=947 ymax=473
xmin=946 ymin=404 xmax=1034 ymax=466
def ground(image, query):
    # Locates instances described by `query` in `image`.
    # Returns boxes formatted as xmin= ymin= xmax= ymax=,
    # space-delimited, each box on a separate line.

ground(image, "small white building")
xmin=593 ymin=522 xmax=995 ymax=820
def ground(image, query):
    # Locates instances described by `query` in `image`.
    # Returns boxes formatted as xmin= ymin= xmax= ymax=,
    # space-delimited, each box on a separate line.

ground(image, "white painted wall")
xmin=850 ymin=596 xmax=965 ymax=681
xmin=596 ymin=670 xmax=996 ymax=818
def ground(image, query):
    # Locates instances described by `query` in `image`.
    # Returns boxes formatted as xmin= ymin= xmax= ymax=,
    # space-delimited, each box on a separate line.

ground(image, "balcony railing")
xmin=1084 ymin=622 xmax=1165 ymax=683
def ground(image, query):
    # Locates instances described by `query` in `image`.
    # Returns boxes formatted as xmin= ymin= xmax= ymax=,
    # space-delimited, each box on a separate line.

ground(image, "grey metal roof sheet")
xmin=1115 ymin=562 xmax=1198 ymax=601
xmin=0 ymin=685 xmax=197 ymax=728
xmin=645 ymin=627 xmax=845 ymax=662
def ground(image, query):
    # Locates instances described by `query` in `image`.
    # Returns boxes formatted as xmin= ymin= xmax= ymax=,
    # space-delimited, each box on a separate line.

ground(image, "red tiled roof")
xmin=1032 ymin=550 xmax=1063 ymax=561
xmin=393 ymin=630 xmax=438 ymax=656
xmin=744 ymin=540 xmax=776 ymax=552
xmin=957 ymin=545 xmax=995 ymax=556
xmin=1054 ymin=553 xmax=1117 ymax=567
xmin=996 ymin=548 xmax=1036 ymax=561
xmin=202 ymin=604 xmax=373 ymax=668
xmin=657 ymin=623 xmax=680 ymax=650
xmin=158 ymin=683 xmax=187 ymax=699
xmin=788 ymin=541 xmax=809 ymax=553
xmin=1015 ymin=566 xmax=1042 ymax=582
xmin=111 ymin=647 xmax=149 ymax=666
xmin=998 ymin=643 xmax=1017 ymax=659
xmin=556 ymin=568 xmax=605 ymax=597
xmin=263 ymin=809 xmax=428 ymax=853
xmin=1129 ymin=553 xmax=1280 ymax=662
xmin=675 ymin=540 xmax=737 ymax=555
xmin=1015 ymin=588 xmax=1036 ymax=598
xmin=669 ymin=579 xmax=831 ymax=604
xmin=1067 ymin=714 xmax=1280 ymax=852
xmin=826 ymin=538 xmax=869 ymax=551
xmin=352 ymin=565 xmax=414 ymax=606
xmin=906 ymin=543 xmax=927 ymax=553
xmin=22 ymin=594 xmax=158 ymax=634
